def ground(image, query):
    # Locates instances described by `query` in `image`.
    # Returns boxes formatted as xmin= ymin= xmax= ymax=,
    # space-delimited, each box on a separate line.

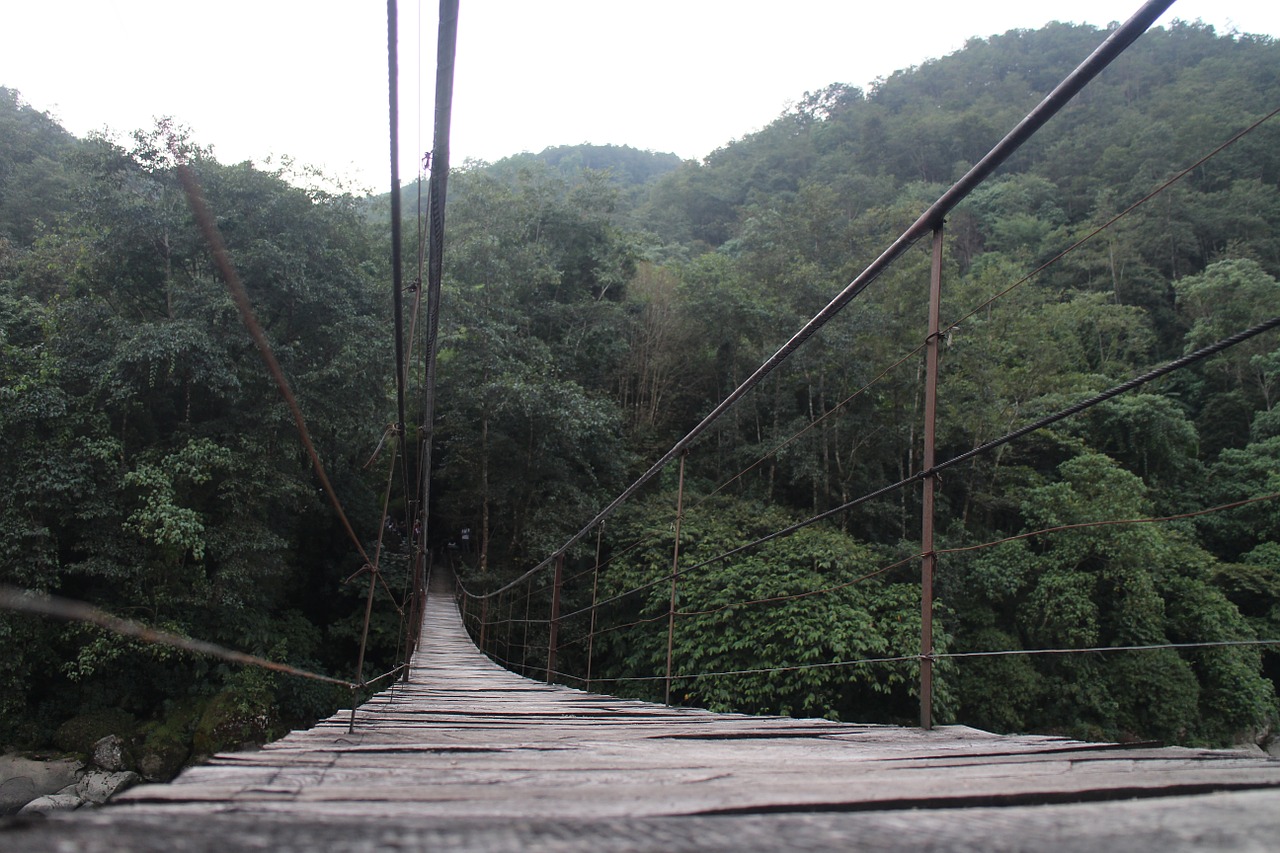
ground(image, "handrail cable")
xmin=532 ymin=105 xmax=1280 ymax=624
xmin=475 ymin=0 xmax=1177 ymax=600
xmin=682 ymin=101 xmax=1280 ymax=521
xmin=549 ymin=491 xmax=1278 ymax=629
xmin=534 ymin=490 xmax=1280 ymax=633
xmin=942 ymin=102 xmax=1280 ymax=337
xmin=665 ymin=492 xmax=1280 ymax=620
xmin=579 ymin=639 xmax=1280 ymax=686
xmin=662 ymin=315 xmax=1280 ymax=584
xmin=535 ymin=315 xmax=1280 ymax=622
xmin=0 ymin=586 xmax=356 ymax=689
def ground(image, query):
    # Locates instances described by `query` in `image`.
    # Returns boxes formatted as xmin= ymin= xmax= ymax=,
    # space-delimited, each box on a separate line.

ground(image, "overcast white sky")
xmin=2 ymin=1 xmax=1277 ymax=193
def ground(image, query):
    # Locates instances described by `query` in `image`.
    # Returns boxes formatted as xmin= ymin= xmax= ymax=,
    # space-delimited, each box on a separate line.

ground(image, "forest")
xmin=2 ymin=19 xmax=1279 ymax=771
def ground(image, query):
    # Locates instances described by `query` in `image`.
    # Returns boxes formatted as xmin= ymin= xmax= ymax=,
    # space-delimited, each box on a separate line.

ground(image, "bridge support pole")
xmin=505 ymin=590 xmax=515 ymax=665
xmin=586 ymin=523 xmax=604 ymax=691
xmin=919 ymin=224 xmax=944 ymax=730
xmin=401 ymin=545 xmax=424 ymax=683
xmin=521 ymin=579 xmax=531 ymax=676
xmin=479 ymin=596 xmax=488 ymax=654
xmin=546 ymin=552 xmax=564 ymax=682
xmin=665 ymin=450 xmax=688 ymax=706
xmin=496 ymin=589 xmax=506 ymax=662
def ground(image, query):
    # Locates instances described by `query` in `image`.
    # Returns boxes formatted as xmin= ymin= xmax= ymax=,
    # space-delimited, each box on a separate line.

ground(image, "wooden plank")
xmin=6 ymin=572 xmax=1280 ymax=850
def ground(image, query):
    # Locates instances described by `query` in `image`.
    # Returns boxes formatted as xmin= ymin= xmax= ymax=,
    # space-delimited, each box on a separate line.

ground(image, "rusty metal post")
xmin=919 ymin=224 xmax=944 ymax=730
xmin=401 ymin=546 xmax=423 ymax=683
xmin=665 ymin=450 xmax=688 ymax=706
xmin=497 ymin=589 xmax=506 ymax=662
xmin=520 ymin=579 xmax=531 ymax=675
xmin=586 ymin=523 xmax=604 ymax=691
xmin=546 ymin=552 xmax=565 ymax=682
xmin=353 ymin=565 xmax=378 ymax=687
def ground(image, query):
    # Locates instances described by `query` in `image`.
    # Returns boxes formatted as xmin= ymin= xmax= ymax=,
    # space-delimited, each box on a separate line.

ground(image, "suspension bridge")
xmin=6 ymin=0 xmax=1280 ymax=848
xmin=6 ymin=568 xmax=1280 ymax=851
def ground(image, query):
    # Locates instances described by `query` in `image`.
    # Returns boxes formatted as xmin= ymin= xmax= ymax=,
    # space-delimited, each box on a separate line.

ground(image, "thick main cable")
xmin=176 ymin=165 xmax=372 ymax=569
xmin=479 ymin=0 xmax=1176 ymax=600
xmin=417 ymin=0 xmax=459 ymax=567
xmin=388 ymin=0 xmax=408 ymax=441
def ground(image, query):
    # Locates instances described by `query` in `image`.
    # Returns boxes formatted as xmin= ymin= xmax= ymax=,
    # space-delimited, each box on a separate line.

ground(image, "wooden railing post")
xmin=479 ymin=595 xmax=488 ymax=653
xmin=919 ymin=223 xmax=944 ymax=729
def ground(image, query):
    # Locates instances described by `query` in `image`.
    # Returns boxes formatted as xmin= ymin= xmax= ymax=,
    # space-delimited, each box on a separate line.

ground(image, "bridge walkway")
xmin=8 ymin=571 xmax=1280 ymax=851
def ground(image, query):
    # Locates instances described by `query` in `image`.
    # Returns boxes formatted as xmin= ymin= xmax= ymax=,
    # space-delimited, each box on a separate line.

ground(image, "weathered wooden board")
xmin=5 ymin=571 xmax=1280 ymax=850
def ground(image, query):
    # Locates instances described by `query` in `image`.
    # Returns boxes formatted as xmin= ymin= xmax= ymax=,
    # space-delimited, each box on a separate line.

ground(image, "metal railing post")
xmin=520 ymin=579 xmax=531 ymax=675
xmin=497 ymin=589 xmax=506 ymax=662
xmin=586 ymin=523 xmax=604 ymax=691
xmin=919 ymin=224 xmax=944 ymax=729
xmin=665 ymin=450 xmax=688 ymax=705
xmin=546 ymin=552 xmax=565 ymax=682
xmin=401 ymin=546 xmax=423 ymax=683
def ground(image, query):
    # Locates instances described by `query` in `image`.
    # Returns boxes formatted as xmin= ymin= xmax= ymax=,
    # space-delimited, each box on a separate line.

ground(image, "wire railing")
xmin=5 ymin=0 xmax=1278 ymax=747
xmin=455 ymin=0 xmax=1280 ymax=730
xmin=0 ymin=1 xmax=456 ymax=733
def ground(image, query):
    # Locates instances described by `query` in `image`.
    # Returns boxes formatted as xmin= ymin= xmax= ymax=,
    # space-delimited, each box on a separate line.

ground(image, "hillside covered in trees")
xmin=3 ymin=18 xmax=1280 ymax=763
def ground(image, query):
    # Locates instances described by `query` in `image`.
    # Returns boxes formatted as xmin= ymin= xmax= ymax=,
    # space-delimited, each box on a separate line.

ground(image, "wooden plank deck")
xmin=6 ymin=571 xmax=1280 ymax=851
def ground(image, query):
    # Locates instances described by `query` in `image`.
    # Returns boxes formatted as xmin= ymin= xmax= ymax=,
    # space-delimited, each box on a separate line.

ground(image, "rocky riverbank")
xmin=1 ymin=737 xmax=142 ymax=816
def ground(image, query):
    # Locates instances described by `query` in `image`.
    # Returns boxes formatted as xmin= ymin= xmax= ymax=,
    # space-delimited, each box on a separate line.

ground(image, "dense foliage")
xmin=1 ymin=98 xmax=401 ymax=756
xmin=440 ymin=21 xmax=1280 ymax=745
xmin=4 ymin=19 xmax=1280 ymax=754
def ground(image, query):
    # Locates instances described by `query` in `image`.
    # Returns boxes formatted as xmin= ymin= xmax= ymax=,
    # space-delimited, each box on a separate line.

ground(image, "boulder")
xmin=137 ymin=716 xmax=194 ymax=782
xmin=92 ymin=734 xmax=129 ymax=772
xmin=18 ymin=793 xmax=83 ymax=815
xmin=0 ymin=754 xmax=84 ymax=816
xmin=76 ymin=769 xmax=141 ymax=805
xmin=0 ymin=776 xmax=35 ymax=817
xmin=193 ymin=689 xmax=275 ymax=755
xmin=139 ymin=745 xmax=187 ymax=783
xmin=53 ymin=710 xmax=137 ymax=755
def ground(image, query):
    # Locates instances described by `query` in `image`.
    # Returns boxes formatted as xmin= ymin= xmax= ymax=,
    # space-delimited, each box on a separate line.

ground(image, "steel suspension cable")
xmin=478 ymin=0 xmax=1176 ymax=600
xmin=418 ymin=0 xmax=459 ymax=568
xmin=176 ymin=165 xmax=373 ymax=569
xmin=388 ymin=0 xmax=408 ymax=442
xmin=660 ymin=102 xmax=1280 ymax=547
xmin=943 ymin=102 xmax=1280 ymax=337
